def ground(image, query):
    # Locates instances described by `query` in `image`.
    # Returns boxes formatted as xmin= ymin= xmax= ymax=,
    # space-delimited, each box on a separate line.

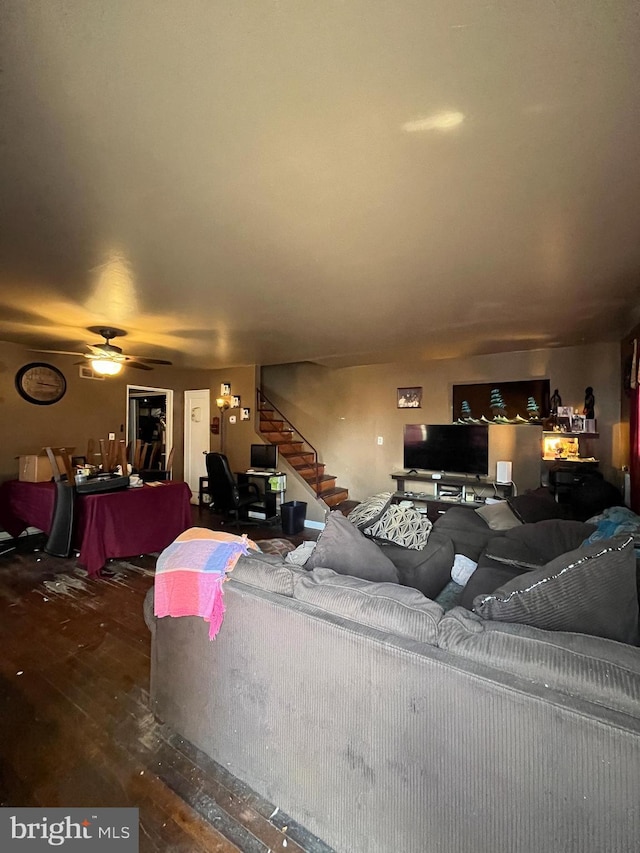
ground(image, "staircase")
xmin=257 ymin=389 xmax=349 ymax=508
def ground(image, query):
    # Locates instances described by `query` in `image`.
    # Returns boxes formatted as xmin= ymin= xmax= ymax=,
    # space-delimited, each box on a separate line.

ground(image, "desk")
xmin=238 ymin=471 xmax=286 ymax=520
xmin=0 ymin=480 xmax=193 ymax=576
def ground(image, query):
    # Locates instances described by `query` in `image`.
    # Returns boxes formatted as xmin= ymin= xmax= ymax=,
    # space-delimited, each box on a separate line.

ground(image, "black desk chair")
xmin=205 ymin=452 xmax=260 ymax=527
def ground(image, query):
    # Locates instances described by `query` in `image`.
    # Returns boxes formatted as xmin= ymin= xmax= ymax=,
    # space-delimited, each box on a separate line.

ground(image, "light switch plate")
xmin=229 ymin=415 xmax=237 ymax=424
xmin=108 ymin=432 xmax=115 ymax=440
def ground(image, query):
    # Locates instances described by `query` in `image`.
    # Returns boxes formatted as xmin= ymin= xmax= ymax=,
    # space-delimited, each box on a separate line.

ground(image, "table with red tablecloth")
xmin=0 ymin=479 xmax=193 ymax=576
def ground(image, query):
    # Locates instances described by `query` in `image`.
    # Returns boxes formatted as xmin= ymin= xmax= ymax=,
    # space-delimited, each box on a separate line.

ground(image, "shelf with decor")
xmin=541 ymin=431 xmax=599 ymax=463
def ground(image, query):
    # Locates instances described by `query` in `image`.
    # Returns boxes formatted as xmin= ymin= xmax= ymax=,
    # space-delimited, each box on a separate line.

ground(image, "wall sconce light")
xmin=216 ymin=395 xmax=232 ymax=452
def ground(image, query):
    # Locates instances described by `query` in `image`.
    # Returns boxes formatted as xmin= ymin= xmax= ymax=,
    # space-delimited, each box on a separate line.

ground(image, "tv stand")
xmin=390 ymin=471 xmax=513 ymax=523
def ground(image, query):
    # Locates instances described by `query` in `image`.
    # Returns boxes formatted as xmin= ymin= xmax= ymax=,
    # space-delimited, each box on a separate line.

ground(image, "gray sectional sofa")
xmin=146 ymin=513 xmax=640 ymax=853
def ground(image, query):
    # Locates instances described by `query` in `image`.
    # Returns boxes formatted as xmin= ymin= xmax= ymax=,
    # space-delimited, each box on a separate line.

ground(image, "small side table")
xmin=198 ymin=476 xmax=210 ymax=507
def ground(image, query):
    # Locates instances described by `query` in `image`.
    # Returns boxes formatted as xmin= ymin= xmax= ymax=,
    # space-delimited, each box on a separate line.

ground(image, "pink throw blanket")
xmin=154 ymin=527 xmax=256 ymax=638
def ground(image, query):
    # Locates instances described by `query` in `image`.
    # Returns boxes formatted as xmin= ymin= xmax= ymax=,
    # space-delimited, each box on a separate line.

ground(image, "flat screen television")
xmin=403 ymin=424 xmax=489 ymax=477
xmin=250 ymin=443 xmax=278 ymax=471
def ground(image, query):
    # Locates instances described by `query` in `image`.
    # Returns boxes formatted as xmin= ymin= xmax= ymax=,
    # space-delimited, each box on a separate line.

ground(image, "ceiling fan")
xmin=33 ymin=327 xmax=173 ymax=375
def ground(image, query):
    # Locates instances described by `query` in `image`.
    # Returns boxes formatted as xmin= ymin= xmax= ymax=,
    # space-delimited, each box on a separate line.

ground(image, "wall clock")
xmin=15 ymin=362 xmax=67 ymax=405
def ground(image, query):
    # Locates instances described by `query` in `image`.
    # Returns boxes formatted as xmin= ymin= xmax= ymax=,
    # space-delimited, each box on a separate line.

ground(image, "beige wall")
xmin=0 ymin=340 xmax=212 ymax=484
xmin=2 ymin=338 xmax=623 ymax=521
xmin=263 ymin=342 xmax=623 ymax=503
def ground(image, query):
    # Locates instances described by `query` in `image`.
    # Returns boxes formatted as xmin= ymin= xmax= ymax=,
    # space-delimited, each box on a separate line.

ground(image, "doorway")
xmin=184 ymin=389 xmax=211 ymax=503
xmin=126 ymin=385 xmax=174 ymax=475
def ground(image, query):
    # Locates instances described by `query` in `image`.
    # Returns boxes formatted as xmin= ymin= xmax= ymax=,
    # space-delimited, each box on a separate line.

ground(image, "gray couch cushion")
xmin=473 ymin=535 xmax=639 ymax=644
xmin=375 ymin=530 xmax=454 ymax=600
xmin=347 ymin=492 xmax=393 ymax=530
xmin=294 ymin=567 xmax=443 ymax=645
xmin=481 ymin=519 xmax=598 ymax=570
xmin=432 ymin=506 xmax=499 ymax=560
xmin=231 ymin=554 xmax=301 ymax=596
xmin=438 ymin=606 xmax=640 ymax=719
xmin=143 ymin=585 xmax=156 ymax=634
xmin=305 ymin=511 xmax=399 ymax=583
xmin=507 ymin=491 xmax=569 ymax=523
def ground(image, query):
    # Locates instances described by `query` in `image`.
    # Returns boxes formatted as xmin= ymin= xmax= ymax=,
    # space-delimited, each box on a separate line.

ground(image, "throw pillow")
xmin=346 ymin=492 xmax=393 ymax=531
xmin=507 ymin=492 xmax=568 ymax=524
xmin=364 ymin=504 xmax=432 ymax=550
xmin=473 ymin=535 xmax=639 ymax=644
xmin=305 ymin=511 xmax=399 ymax=583
xmin=475 ymin=501 xmax=522 ymax=531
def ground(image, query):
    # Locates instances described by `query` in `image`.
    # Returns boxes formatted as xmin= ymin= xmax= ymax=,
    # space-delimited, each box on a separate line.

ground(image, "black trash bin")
xmin=281 ymin=500 xmax=307 ymax=535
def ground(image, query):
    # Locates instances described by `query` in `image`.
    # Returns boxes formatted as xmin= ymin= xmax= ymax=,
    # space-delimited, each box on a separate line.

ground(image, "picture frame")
xmin=240 ymin=407 xmax=250 ymax=421
xmin=231 ymin=395 xmax=241 ymax=408
xmin=571 ymin=414 xmax=586 ymax=433
xmin=397 ymin=387 xmax=422 ymax=408
xmin=221 ymin=382 xmax=231 ymax=396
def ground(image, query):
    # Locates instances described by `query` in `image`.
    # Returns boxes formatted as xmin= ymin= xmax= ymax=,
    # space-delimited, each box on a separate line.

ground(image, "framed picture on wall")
xmin=397 ymin=387 xmax=422 ymax=408
xmin=240 ymin=407 xmax=250 ymax=421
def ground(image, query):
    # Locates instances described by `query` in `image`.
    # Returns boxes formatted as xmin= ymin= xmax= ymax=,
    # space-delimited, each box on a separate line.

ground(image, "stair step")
xmin=286 ymin=452 xmax=317 ymax=466
xmin=296 ymin=464 xmax=326 ymax=479
xmin=260 ymin=419 xmax=287 ymax=431
xmin=301 ymin=472 xmax=336 ymax=491
xmin=277 ymin=443 xmax=307 ymax=456
xmin=258 ymin=408 xmax=278 ymax=420
xmin=322 ymin=487 xmax=350 ymax=507
xmin=262 ymin=433 xmax=295 ymax=445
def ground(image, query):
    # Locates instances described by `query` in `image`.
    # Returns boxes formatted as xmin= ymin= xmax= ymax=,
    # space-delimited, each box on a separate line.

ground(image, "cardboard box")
xmin=17 ymin=448 xmax=76 ymax=482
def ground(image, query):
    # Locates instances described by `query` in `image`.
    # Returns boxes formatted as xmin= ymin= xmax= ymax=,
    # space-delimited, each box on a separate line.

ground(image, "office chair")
xmin=205 ymin=452 xmax=260 ymax=527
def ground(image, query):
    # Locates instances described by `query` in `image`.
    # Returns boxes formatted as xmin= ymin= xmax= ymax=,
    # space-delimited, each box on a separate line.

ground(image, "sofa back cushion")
xmin=305 ymin=511 xmax=399 ymax=583
xmin=482 ymin=519 xmax=597 ymax=569
xmin=438 ymin=606 xmax=640 ymax=719
xmin=231 ymin=554 xmax=302 ymax=596
xmin=294 ymin=568 xmax=443 ymax=645
xmin=375 ymin=530 xmax=454 ymax=600
xmin=473 ymin=535 xmax=639 ymax=645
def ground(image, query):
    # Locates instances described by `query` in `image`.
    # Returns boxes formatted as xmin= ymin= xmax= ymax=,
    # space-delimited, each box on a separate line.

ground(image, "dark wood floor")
xmin=0 ymin=504 xmax=330 ymax=853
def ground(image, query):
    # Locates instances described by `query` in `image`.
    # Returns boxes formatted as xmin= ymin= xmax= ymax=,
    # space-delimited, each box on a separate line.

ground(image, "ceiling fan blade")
xmin=126 ymin=361 xmax=154 ymax=371
xmin=29 ymin=348 xmax=87 ymax=357
xmin=123 ymin=356 xmax=173 ymax=365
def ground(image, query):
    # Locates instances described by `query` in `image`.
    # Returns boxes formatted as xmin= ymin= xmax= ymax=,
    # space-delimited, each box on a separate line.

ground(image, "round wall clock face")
xmin=15 ymin=362 xmax=67 ymax=405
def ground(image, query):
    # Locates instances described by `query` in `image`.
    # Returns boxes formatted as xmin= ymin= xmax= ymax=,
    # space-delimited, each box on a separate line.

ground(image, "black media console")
xmin=390 ymin=471 xmax=513 ymax=523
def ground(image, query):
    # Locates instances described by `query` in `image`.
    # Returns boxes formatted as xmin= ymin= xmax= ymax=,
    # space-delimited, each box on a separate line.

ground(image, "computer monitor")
xmin=250 ymin=443 xmax=278 ymax=471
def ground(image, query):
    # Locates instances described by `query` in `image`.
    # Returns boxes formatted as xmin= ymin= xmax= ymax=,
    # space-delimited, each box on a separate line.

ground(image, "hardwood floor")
xmin=0 ymin=505 xmax=331 ymax=852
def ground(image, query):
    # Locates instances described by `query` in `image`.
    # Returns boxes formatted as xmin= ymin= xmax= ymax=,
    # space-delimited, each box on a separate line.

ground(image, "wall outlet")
xmin=377 ymin=436 xmax=384 ymax=445
xmin=108 ymin=432 xmax=115 ymax=441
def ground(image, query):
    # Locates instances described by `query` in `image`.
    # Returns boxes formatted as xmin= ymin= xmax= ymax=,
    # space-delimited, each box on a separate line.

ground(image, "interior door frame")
xmin=184 ymin=388 xmax=211 ymax=504
xmin=125 ymin=384 xmax=174 ymax=470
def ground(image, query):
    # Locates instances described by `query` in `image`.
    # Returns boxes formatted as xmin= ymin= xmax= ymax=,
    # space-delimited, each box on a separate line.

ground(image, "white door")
xmin=184 ymin=389 xmax=211 ymax=504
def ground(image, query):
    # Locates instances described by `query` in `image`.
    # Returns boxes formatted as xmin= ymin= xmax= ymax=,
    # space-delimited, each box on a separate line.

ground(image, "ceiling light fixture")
xmin=91 ymin=358 xmax=123 ymax=376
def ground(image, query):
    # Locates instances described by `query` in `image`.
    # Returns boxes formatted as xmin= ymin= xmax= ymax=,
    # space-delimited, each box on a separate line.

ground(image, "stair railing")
xmin=256 ymin=388 xmax=320 ymax=497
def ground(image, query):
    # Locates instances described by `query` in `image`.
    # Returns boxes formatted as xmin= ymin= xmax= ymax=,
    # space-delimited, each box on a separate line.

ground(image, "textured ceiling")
xmin=1 ymin=0 xmax=639 ymax=370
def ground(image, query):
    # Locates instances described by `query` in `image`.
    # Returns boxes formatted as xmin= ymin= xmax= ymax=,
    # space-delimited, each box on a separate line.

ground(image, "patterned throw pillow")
xmin=347 ymin=492 xmax=393 ymax=531
xmin=364 ymin=504 xmax=433 ymax=550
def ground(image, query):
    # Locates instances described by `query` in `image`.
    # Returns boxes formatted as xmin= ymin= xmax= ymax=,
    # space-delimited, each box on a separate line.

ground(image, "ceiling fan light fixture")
xmin=91 ymin=358 xmax=123 ymax=376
